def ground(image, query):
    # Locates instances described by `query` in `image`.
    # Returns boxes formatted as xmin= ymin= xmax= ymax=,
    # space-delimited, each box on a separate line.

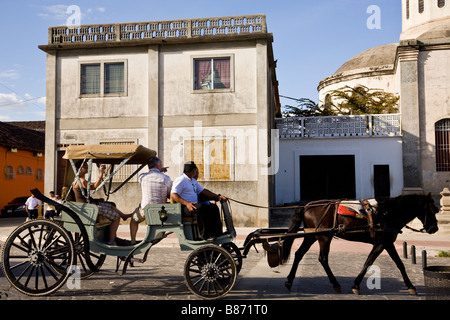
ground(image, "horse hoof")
xmin=333 ymin=286 xmax=342 ymax=293
xmin=408 ymin=288 xmax=417 ymax=295
xmin=352 ymin=288 xmax=360 ymax=295
xmin=285 ymin=281 xmax=292 ymax=291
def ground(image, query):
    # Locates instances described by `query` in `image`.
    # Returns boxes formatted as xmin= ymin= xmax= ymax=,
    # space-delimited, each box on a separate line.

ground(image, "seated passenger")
xmin=170 ymin=161 xmax=227 ymax=241
xmin=130 ymin=156 xmax=172 ymax=244
xmin=73 ymin=161 xmax=132 ymax=245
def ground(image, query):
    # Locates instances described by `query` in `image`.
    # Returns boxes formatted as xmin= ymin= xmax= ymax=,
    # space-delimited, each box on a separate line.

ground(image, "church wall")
xmin=418 ymin=48 xmax=450 ymax=196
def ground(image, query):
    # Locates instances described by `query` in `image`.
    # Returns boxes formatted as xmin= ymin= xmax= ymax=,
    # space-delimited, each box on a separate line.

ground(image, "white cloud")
xmin=0 ymin=69 xmax=20 ymax=80
xmin=38 ymin=5 xmax=106 ymax=25
xmin=38 ymin=4 xmax=69 ymax=22
xmin=0 ymin=92 xmax=46 ymax=121
xmin=0 ymin=93 xmax=23 ymax=109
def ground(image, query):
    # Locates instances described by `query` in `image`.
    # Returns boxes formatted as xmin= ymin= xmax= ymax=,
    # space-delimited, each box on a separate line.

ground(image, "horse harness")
xmin=305 ymin=199 xmax=377 ymax=237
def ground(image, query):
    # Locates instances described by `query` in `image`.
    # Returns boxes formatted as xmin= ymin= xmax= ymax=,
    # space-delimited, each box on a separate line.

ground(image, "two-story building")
xmin=39 ymin=15 xmax=280 ymax=227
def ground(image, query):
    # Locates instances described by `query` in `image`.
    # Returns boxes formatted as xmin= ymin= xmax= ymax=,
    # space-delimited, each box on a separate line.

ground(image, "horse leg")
xmin=285 ymin=236 xmax=316 ymax=291
xmin=385 ymin=243 xmax=417 ymax=295
xmin=352 ymin=243 xmax=385 ymax=295
xmin=317 ymin=236 xmax=341 ymax=293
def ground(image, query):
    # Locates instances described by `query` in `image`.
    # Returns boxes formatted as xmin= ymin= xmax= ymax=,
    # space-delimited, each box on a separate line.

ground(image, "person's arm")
xmin=92 ymin=165 xmax=106 ymax=189
xmin=199 ymin=189 xmax=227 ymax=202
xmin=170 ymin=193 xmax=197 ymax=212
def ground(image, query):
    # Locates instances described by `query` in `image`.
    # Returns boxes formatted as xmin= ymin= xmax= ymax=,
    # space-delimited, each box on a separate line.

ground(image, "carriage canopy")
xmin=63 ymin=144 xmax=157 ymax=164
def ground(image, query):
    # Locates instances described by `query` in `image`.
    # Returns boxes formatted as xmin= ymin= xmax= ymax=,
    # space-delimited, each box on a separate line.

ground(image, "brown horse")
xmin=280 ymin=194 xmax=439 ymax=295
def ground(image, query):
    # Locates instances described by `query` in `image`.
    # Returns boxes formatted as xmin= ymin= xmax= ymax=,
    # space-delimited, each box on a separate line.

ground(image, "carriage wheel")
xmin=71 ymin=233 xmax=106 ymax=279
xmin=221 ymin=242 xmax=243 ymax=274
xmin=184 ymin=245 xmax=237 ymax=300
xmin=1 ymin=220 xmax=75 ymax=296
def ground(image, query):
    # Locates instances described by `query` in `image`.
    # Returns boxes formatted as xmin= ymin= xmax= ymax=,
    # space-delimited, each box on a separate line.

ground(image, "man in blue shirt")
xmin=171 ymin=161 xmax=226 ymax=240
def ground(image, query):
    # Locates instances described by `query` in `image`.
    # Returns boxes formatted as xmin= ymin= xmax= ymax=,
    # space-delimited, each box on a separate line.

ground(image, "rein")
xmin=228 ymin=198 xmax=303 ymax=210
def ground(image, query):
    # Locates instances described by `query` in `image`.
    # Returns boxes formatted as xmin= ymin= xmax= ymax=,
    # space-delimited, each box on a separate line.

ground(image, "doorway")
xmin=300 ymin=155 xmax=356 ymax=201
xmin=374 ymin=164 xmax=390 ymax=198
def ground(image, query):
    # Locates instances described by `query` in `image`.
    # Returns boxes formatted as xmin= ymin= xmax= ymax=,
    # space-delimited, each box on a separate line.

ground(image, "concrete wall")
xmin=419 ymin=48 xmax=450 ymax=196
xmin=275 ymin=137 xmax=403 ymax=205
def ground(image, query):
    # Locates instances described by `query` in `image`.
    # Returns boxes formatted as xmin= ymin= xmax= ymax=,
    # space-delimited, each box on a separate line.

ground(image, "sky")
xmin=0 ymin=0 xmax=402 ymax=122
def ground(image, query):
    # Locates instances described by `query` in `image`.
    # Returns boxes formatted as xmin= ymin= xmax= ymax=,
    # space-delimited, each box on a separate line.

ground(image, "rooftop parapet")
xmin=47 ymin=15 xmax=267 ymax=45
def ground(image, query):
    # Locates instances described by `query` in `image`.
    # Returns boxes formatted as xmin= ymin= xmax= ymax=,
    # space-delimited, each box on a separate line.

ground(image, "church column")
xmin=398 ymin=42 xmax=423 ymax=194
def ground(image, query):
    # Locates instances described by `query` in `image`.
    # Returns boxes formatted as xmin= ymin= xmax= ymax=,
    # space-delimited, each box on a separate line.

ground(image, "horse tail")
xmin=281 ymin=206 xmax=305 ymax=264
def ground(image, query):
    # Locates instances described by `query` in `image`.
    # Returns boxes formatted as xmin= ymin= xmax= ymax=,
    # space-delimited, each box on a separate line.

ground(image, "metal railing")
xmin=276 ymin=114 xmax=401 ymax=139
xmin=48 ymin=15 xmax=267 ymax=44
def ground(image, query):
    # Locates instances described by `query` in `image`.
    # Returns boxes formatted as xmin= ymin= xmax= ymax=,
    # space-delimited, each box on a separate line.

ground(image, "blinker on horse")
xmin=278 ymin=193 xmax=439 ymax=295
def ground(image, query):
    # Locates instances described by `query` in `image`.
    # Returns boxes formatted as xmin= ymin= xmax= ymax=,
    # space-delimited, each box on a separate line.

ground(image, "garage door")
xmin=300 ymin=155 xmax=356 ymax=201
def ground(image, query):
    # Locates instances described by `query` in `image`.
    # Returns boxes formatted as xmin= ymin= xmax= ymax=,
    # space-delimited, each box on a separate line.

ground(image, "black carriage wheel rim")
xmin=72 ymin=233 xmax=106 ymax=279
xmin=221 ymin=242 xmax=243 ymax=274
xmin=1 ymin=220 xmax=75 ymax=296
xmin=184 ymin=246 xmax=236 ymax=299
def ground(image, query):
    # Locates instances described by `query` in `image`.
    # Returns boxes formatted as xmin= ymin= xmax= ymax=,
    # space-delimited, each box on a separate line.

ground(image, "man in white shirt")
xmin=130 ymin=156 xmax=172 ymax=244
xmin=25 ymin=194 xmax=40 ymax=220
xmin=171 ymin=161 xmax=226 ymax=240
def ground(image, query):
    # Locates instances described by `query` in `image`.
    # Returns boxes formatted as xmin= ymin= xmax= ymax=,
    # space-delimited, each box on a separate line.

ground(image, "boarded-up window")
xmin=184 ymin=138 xmax=232 ymax=181
xmin=435 ymin=119 xmax=450 ymax=171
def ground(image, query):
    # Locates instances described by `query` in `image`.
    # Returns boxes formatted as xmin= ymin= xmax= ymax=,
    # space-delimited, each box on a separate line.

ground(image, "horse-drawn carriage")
xmin=0 ymin=144 xmax=440 ymax=299
xmin=1 ymin=144 xmax=241 ymax=299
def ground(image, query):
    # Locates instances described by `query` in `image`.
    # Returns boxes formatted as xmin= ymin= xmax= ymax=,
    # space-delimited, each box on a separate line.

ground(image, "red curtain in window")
xmin=213 ymin=58 xmax=230 ymax=89
xmin=194 ymin=60 xmax=211 ymax=90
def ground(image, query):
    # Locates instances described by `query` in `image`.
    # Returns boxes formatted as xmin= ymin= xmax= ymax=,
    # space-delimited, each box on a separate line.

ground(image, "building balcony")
xmin=276 ymin=113 xmax=401 ymax=139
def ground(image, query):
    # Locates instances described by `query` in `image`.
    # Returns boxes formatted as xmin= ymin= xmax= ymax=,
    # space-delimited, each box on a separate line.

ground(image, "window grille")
xmin=438 ymin=0 xmax=446 ymax=8
xmin=104 ymin=63 xmax=125 ymax=94
xmin=435 ymin=119 xmax=450 ymax=171
xmin=99 ymin=141 xmax=138 ymax=182
xmin=419 ymin=0 xmax=424 ymax=13
xmin=80 ymin=64 xmax=100 ymax=95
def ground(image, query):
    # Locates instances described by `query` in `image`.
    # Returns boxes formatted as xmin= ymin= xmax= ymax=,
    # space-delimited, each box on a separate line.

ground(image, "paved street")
xmin=0 ymin=217 xmax=449 ymax=304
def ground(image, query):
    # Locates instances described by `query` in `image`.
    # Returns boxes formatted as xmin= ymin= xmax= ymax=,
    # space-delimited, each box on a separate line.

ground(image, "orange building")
xmin=0 ymin=122 xmax=45 ymax=212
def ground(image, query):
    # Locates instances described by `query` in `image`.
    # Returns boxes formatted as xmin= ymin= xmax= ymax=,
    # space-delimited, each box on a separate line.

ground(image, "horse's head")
xmin=418 ymin=193 xmax=439 ymax=234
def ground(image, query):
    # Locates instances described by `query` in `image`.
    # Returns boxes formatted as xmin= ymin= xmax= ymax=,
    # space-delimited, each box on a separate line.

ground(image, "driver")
xmin=170 ymin=161 xmax=227 ymax=241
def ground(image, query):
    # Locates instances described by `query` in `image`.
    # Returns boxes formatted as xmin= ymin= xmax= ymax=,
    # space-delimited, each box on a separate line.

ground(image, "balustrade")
xmin=276 ymin=114 xmax=401 ymax=139
xmin=48 ymin=15 xmax=267 ymax=44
